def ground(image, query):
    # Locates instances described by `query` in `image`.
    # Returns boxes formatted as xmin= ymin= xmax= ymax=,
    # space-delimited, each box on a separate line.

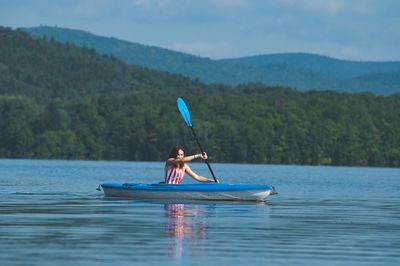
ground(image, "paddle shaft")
xmin=189 ymin=126 xmax=219 ymax=183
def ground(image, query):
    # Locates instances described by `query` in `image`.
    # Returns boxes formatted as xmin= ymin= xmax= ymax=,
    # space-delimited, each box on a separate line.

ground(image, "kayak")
xmin=100 ymin=183 xmax=276 ymax=202
xmin=99 ymin=182 xmax=277 ymax=202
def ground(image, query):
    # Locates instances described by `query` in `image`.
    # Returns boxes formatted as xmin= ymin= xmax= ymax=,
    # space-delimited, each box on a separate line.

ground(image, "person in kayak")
xmin=165 ymin=145 xmax=214 ymax=184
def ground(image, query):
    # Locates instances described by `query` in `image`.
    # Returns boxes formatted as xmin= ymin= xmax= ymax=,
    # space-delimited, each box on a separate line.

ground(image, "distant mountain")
xmin=23 ymin=26 xmax=400 ymax=95
xmin=0 ymin=26 xmax=205 ymax=103
xmin=220 ymin=53 xmax=400 ymax=78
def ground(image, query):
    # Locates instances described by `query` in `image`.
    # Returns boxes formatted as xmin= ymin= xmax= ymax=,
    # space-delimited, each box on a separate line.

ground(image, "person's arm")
xmin=166 ymin=153 xmax=206 ymax=166
xmin=184 ymin=153 xmax=207 ymax=162
xmin=185 ymin=164 xmax=214 ymax=182
xmin=167 ymin=154 xmax=197 ymax=165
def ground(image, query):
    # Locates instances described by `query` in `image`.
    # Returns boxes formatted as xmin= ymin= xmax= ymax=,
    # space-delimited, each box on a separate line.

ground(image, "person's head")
xmin=169 ymin=145 xmax=185 ymax=159
xmin=168 ymin=145 xmax=186 ymax=168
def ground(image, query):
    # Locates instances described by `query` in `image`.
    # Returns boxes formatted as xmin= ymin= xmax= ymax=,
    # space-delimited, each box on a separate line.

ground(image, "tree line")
xmin=1 ymin=88 xmax=399 ymax=167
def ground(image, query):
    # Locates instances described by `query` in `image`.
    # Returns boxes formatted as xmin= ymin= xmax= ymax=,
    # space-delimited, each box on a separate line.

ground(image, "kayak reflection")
xmin=164 ymin=203 xmax=209 ymax=259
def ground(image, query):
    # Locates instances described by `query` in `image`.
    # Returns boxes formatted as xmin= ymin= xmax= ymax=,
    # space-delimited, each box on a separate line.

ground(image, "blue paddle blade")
xmin=177 ymin=97 xmax=192 ymax=127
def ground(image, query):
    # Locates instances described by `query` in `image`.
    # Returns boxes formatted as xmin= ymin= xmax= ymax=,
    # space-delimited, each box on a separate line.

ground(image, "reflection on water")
xmin=164 ymin=203 xmax=208 ymax=259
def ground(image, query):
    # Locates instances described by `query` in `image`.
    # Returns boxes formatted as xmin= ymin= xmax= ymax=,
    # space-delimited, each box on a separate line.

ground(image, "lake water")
xmin=0 ymin=159 xmax=399 ymax=265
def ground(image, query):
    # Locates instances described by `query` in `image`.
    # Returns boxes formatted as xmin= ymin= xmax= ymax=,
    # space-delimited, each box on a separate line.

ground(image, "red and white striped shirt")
xmin=165 ymin=166 xmax=185 ymax=184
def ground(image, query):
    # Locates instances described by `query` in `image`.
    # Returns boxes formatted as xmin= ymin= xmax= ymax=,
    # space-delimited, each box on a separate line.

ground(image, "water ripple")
xmin=1 ymin=160 xmax=400 ymax=265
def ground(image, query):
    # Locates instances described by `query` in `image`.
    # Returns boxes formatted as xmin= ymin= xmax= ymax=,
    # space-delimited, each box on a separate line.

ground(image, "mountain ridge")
xmin=0 ymin=26 xmax=207 ymax=103
xmin=22 ymin=26 xmax=400 ymax=95
xmin=220 ymin=53 xmax=400 ymax=78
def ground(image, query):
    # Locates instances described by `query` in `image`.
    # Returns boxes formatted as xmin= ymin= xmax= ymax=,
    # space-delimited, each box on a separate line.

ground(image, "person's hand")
xmin=200 ymin=152 xmax=208 ymax=160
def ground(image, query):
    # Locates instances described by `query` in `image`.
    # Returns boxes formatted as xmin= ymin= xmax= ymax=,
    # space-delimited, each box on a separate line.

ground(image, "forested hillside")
xmin=23 ymin=26 xmax=400 ymax=95
xmin=1 ymin=26 xmax=400 ymax=167
xmin=0 ymin=26 xmax=207 ymax=103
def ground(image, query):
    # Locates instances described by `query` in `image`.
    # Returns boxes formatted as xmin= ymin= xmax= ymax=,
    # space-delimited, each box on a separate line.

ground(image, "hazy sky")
xmin=1 ymin=0 xmax=399 ymax=61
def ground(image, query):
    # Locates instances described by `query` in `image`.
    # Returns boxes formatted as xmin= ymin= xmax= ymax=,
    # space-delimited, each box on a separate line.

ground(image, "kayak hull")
xmin=100 ymin=183 xmax=275 ymax=202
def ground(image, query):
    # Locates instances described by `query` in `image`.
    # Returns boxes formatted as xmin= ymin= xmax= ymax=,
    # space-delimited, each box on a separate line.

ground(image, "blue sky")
xmin=1 ymin=0 xmax=399 ymax=61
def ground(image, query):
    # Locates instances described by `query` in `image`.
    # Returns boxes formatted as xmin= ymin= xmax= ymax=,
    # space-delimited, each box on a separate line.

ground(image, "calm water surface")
xmin=0 ymin=159 xmax=399 ymax=265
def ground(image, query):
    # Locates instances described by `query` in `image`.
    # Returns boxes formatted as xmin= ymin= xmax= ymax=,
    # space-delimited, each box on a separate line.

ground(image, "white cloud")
xmin=209 ymin=0 xmax=248 ymax=9
xmin=275 ymin=0 xmax=346 ymax=16
xmin=334 ymin=46 xmax=367 ymax=61
xmin=73 ymin=0 xmax=109 ymax=17
xmin=130 ymin=0 xmax=171 ymax=9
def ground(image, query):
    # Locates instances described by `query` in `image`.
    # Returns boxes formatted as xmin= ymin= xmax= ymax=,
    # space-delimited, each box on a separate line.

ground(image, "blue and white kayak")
xmin=99 ymin=182 xmax=277 ymax=202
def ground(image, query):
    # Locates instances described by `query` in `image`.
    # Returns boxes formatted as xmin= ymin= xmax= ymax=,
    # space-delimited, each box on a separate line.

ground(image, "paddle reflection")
xmin=164 ymin=203 xmax=208 ymax=259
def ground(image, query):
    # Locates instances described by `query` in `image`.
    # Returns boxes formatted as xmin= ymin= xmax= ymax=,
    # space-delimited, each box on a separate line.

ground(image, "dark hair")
xmin=168 ymin=145 xmax=185 ymax=158
xmin=168 ymin=145 xmax=185 ymax=168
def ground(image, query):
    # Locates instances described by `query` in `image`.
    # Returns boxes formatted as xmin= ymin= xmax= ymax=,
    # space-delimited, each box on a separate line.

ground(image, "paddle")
xmin=177 ymin=97 xmax=219 ymax=183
